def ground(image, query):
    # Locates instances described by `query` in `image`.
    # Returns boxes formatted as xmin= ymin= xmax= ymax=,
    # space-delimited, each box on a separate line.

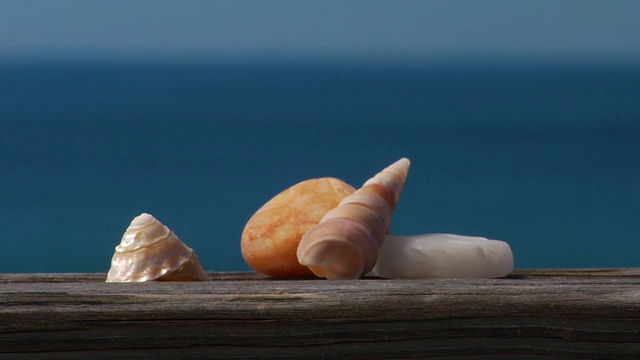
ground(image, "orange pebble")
xmin=241 ymin=177 xmax=355 ymax=277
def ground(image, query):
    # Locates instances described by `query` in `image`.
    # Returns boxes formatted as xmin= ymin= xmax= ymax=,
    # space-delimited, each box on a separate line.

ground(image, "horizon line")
xmin=2 ymin=50 xmax=640 ymax=67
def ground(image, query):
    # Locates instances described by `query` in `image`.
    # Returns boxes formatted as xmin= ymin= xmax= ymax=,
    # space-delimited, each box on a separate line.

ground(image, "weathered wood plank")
xmin=1 ymin=270 xmax=639 ymax=359
xmin=509 ymin=267 xmax=640 ymax=278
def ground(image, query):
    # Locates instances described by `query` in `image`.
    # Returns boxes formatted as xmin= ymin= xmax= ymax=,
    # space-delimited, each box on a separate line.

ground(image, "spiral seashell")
xmin=296 ymin=158 xmax=410 ymax=280
xmin=106 ymin=213 xmax=208 ymax=282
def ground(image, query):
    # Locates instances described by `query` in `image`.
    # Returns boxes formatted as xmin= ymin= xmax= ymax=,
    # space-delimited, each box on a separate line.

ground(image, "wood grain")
xmin=1 ymin=270 xmax=639 ymax=359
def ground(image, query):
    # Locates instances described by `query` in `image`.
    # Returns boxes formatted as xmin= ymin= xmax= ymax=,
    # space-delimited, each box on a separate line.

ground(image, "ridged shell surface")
xmin=106 ymin=213 xmax=208 ymax=282
xmin=297 ymin=158 xmax=410 ymax=280
xmin=241 ymin=178 xmax=355 ymax=277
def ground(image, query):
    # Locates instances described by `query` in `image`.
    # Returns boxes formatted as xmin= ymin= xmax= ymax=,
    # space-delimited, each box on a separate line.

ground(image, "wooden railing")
xmin=1 ymin=269 xmax=639 ymax=359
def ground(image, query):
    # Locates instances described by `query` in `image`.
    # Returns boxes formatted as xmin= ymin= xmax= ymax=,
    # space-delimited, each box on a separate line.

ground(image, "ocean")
xmin=1 ymin=59 xmax=639 ymax=273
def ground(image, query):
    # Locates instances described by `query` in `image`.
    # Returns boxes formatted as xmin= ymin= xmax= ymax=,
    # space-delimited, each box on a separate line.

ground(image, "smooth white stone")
xmin=370 ymin=233 xmax=514 ymax=279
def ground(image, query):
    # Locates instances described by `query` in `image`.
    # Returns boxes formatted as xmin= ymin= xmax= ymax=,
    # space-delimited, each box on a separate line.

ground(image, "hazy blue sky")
xmin=1 ymin=0 xmax=639 ymax=61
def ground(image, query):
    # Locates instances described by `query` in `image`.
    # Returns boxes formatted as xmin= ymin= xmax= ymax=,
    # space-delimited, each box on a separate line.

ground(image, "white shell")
xmin=106 ymin=213 xmax=208 ymax=282
xmin=370 ymin=234 xmax=514 ymax=279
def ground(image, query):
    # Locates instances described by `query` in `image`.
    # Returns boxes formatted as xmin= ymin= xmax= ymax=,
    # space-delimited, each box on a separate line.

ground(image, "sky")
xmin=1 ymin=0 xmax=640 ymax=62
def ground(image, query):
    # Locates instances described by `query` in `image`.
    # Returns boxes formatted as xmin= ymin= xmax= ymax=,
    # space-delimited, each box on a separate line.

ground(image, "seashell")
xmin=241 ymin=178 xmax=356 ymax=277
xmin=371 ymin=234 xmax=514 ymax=279
xmin=106 ymin=213 xmax=208 ymax=282
xmin=297 ymin=158 xmax=410 ymax=280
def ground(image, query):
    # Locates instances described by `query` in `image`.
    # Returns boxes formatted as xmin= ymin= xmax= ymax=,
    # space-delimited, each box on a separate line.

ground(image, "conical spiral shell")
xmin=297 ymin=158 xmax=410 ymax=280
xmin=106 ymin=213 xmax=208 ymax=282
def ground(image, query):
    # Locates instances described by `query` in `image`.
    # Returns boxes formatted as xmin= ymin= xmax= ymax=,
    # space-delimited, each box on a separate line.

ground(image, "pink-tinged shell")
xmin=106 ymin=213 xmax=208 ymax=282
xmin=297 ymin=158 xmax=410 ymax=280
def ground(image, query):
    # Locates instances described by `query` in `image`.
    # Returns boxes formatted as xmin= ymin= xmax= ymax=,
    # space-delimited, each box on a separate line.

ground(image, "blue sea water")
xmin=1 ymin=59 xmax=639 ymax=273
